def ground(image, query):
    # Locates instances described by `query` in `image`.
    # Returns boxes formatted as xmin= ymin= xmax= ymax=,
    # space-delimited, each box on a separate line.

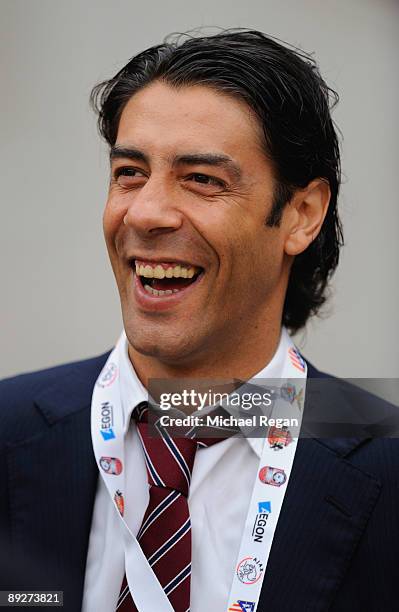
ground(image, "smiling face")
xmin=103 ymin=81 xmax=292 ymax=372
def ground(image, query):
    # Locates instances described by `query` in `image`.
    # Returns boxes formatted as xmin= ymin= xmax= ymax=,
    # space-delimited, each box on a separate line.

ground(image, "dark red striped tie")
xmin=117 ymin=403 xmax=235 ymax=612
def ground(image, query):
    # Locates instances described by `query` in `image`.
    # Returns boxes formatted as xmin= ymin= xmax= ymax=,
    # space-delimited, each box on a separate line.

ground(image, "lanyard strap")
xmin=91 ymin=333 xmax=307 ymax=612
xmin=226 ymin=374 xmax=306 ymax=610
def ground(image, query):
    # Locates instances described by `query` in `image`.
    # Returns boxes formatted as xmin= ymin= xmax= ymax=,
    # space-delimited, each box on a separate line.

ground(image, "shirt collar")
xmin=118 ymin=327 xmax=291 ymax=457
xmin=239 ymin=327 xmax=291 ymax=458
xmin=119 ymin=333 xmax=148 ymax=435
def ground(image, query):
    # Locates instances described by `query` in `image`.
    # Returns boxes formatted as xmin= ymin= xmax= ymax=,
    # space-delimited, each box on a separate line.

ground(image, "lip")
xmin=132 ymin=269 xmax=205 ymax=312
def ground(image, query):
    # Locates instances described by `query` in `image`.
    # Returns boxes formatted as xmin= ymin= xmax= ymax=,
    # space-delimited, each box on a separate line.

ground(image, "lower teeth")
xmin=144 ymin=284 xmax=179 ymax=296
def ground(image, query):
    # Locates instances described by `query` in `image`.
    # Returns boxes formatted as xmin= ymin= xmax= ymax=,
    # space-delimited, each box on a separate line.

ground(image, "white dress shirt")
xmin=82 ymin=329 xmax=290 ymax=612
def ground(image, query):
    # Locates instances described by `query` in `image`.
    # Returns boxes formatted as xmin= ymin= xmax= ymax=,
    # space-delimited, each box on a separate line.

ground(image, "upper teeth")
xmin=135 ymin=263 xmax=197 ymax=279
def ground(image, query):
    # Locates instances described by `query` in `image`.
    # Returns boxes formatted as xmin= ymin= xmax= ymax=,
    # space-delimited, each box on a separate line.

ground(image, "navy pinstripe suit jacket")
xmin=1 ymin=353 xmax=398 ymax=611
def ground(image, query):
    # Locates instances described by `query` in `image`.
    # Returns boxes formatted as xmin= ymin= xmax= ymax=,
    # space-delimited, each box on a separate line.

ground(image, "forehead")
xmin=115 ymin=81 xmax=264 ymax=159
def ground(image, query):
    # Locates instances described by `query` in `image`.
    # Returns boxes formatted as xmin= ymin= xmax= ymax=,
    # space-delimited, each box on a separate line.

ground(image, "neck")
xmin=128 ymin=319 xmax=283 ymax=389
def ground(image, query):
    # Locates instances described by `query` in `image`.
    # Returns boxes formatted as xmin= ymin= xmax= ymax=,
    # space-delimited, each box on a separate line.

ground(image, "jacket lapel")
xmin=6 ymin=355 xmax=108 ymax=612
xmin=257 ymin=366 xmax=382 ymax=611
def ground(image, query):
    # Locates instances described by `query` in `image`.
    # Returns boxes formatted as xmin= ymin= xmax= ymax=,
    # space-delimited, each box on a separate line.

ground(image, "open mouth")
xmin=133 ymin=259 xmax=203 ymax=297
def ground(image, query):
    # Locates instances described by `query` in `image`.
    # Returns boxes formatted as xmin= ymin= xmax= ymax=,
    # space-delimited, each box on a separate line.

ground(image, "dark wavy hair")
xmin=90 ymin=29 xmax=343 ymax=332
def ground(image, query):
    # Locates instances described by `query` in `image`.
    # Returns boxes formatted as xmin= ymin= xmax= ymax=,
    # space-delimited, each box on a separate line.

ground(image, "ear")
xmin=284 ymin=179 xmax=331 ymax=256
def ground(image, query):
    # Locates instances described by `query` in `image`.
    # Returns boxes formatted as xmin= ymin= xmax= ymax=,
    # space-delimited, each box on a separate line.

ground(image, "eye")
xmin=186 ymin=173 xmax=227 ymax=189
xmin=113 ymin=166 xmax=147 ymax=187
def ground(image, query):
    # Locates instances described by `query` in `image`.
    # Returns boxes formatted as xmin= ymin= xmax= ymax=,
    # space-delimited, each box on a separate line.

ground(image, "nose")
xmin=123 ymin=177 xmax=183 ymax=237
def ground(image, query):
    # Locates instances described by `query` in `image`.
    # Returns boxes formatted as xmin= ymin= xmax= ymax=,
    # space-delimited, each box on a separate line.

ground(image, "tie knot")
xmin=133 ymin=401 xmax=150 ymax=424
xmin=133 ymin=402 xmax=197 ymax=497
xmin=132 ymin=402 xmax=239 ymax=497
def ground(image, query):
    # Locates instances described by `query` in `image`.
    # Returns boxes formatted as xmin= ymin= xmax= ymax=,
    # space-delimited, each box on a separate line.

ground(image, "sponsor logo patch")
xmin=99 ymin=456 xmax=123 ymax=475
xmin=236 ymin=556 xmax=263 ymax=585
xmin=288 ymin=347 xmax=306 ymax=373
xmin=258 ymin=501 xmax=272 ymax=513
xmin=252 ymin=512 xmax=270 ymax=544
xmin=100 ymin=401 xmax=116 ymax=441
xmin=280 ymin=383 xmax=297 ymax=403
xmin=97 ymin=362 xmax=118 ymax=388
xmin=114 ymin=489 xmax=124 ymax=516
xmin=258 ymin=466 xmax=287 ymax=487
xmin=268 ymin=425 xmax=292 ymax=450
xmin=228 ymin=601 xmax=256 ymax=612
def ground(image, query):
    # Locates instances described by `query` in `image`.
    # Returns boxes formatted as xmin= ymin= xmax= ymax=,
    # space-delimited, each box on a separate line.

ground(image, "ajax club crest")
xmin=97 ymin=362 xmax=118 ymax=388
xmin=236 ymin=557 xmax=263 ymax=585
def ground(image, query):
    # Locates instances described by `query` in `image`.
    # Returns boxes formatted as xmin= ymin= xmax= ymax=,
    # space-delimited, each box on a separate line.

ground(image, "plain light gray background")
xmin=1 ymin=0 xmax=398 ymax=379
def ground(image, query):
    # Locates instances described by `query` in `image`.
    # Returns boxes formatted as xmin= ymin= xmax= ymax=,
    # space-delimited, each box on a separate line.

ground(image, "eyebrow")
xmin=110 ymin=146 xmax=242 ymax=181
xmin=110 ymin=146 xmax=149 ymax=164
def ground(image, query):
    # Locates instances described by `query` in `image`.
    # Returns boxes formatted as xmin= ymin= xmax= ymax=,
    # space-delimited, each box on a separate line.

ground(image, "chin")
xmin=125 ymin=320 xmax=203 ymax=365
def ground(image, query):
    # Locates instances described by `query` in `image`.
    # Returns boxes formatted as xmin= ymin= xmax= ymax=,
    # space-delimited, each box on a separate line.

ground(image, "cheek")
xmin=103 ymin=197 xmax=125 ymax=246
xmin=239 ymin=231 xmax=284 ymax=286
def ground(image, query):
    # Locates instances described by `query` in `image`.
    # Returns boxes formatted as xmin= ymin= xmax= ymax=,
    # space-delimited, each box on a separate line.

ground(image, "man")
xmin=1 ymin=30 xmax=398 ymax=612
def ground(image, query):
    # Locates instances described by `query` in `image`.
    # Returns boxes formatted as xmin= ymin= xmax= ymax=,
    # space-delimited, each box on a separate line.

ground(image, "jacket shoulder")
xmin=0 ymin=352 xmax=110 ymax=447
xmin=306 ymin=360 xmax=399 ymax=480
xmin=1 ymin=352 xmax=110 ymax=393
